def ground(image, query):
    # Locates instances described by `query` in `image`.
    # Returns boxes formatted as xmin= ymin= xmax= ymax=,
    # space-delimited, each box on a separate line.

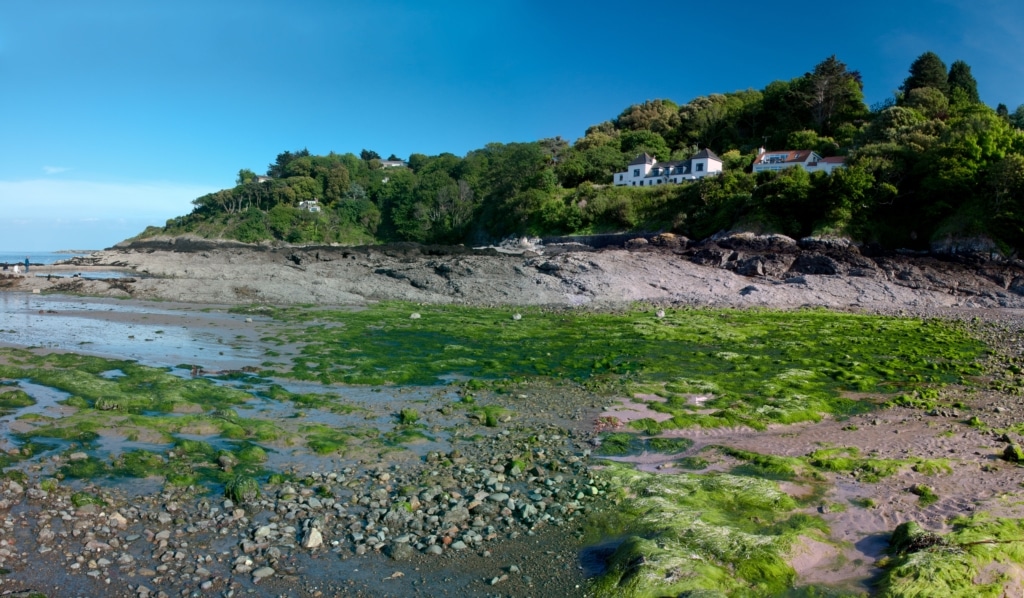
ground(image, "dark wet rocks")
xmin=675 ymin=232 xmax=1024 ymax=303
xmin=0 ymin=420 xmax=604 ymax=596
xmin=227 ymin=429 xmax=606 ymax=567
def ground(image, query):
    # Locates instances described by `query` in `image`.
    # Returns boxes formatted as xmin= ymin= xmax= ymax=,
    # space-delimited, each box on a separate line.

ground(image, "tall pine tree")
xmin=901 ymin=51 xmax=949 ymax=96
xmin=947 ymin=60 xmax=980 ymax=104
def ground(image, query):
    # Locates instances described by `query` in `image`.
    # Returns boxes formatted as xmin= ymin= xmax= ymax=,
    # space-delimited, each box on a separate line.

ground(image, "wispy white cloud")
xmin=42 ymin=165 xmax=69 ymax=175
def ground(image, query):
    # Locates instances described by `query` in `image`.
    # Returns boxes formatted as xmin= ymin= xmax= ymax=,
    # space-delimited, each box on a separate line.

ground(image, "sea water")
xmin=0 ymin=250 xmax=96 ymax=266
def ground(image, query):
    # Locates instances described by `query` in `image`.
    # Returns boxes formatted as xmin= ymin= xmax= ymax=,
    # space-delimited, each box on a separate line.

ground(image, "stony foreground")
xmin=0 ymin=380 xmax=607 ymax=598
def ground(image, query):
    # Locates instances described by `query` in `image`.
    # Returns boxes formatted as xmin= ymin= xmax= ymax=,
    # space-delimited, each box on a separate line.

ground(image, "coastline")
xmin=5 ymin=233 xmax=1024 ymax=313
xmin=0 ymin=236 xmax=1023 ymax=596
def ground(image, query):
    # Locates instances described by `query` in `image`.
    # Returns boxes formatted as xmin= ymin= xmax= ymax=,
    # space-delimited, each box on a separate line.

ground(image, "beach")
xmin=0 ymin=236 xmax=1022 ymax=596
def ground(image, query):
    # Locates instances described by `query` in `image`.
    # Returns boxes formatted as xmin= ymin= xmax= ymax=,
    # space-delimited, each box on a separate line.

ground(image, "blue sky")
xmin=2 ymin=0 xmax=1023 ymax=250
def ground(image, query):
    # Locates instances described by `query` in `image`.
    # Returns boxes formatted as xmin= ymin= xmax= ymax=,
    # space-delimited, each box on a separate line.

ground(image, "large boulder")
xmin=930 ymin=234 xmax=1003 ymax=263
xmin=713 ymin=232 xmax=798 ymax=253
xmin=788 ymin=254 xmax=843 ymax=276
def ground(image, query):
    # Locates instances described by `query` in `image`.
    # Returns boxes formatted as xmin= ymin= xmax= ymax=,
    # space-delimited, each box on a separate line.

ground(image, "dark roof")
xmin=628 ymin=153 xmax=657 ymax=166
xmin=692 ymin=148 xmax=722 ymax=161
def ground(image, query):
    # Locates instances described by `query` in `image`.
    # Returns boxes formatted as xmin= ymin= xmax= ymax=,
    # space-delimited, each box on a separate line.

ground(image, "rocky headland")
xmin=8 ymin=232 xmax=1024 ymax=314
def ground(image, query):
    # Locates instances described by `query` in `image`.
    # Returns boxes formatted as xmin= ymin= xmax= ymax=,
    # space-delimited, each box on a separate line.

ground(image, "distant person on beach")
xmin=1 ymin=263 xmax=6 ymax=271
xmin=24 ymin=257 xmax=29 ymax=273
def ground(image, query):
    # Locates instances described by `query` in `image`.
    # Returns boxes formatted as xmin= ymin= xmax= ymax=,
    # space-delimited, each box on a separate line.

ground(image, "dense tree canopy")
xmin=158 ymin=51 xmax=1024 ymax=254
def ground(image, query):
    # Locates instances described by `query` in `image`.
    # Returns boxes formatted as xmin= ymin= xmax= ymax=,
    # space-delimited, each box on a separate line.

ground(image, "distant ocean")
xmin=0 ymin=250 xmax=97 ymax=266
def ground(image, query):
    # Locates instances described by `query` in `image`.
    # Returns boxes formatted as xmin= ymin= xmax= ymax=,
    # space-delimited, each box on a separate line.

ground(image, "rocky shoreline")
xmin=3 ymin=232 xmax=1024 ymax=312
xmin=0 ymin=388 xmax=603 ymax=597
xmin=3 ymin=234 xmax=1024 ymax=596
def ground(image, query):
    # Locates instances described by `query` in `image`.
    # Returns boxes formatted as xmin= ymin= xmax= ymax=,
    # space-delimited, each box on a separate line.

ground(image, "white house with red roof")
xmin=752 ymin=148 xmax=846 ymax=175
xmin=613 ymin=149 xmax=723 ymax=187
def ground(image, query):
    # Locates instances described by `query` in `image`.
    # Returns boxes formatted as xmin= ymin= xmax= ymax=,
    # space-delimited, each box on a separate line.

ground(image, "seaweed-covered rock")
xmin=888 ymin=521 xmax=946 ymax=555
xmin=225 ymin=475 xmax=260 ymax=504
xmin=1003 ymin=443 xmax=1024 ymax=463
xmin=589 ymin=465 xmax=819 ymax=597
xmin=876 ymin=515 xmax=1024 ymax=597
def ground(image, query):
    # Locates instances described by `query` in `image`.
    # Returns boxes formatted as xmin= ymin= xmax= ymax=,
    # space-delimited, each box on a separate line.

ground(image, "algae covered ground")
xmin=2 ymin=299 xmax=1022 ymax=597
xmin=245 ymin=301 xmax=985 ymax=429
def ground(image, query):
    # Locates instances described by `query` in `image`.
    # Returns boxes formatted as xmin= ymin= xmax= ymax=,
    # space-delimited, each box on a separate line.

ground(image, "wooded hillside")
xmin=150 ymin=52 xmax=1024 ymax=253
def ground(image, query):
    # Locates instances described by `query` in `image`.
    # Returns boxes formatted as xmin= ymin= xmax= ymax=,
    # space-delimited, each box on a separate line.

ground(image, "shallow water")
xmin=33 ymin=270 xmax=135 ymax=280
xmin=0 ymin=294 xmax=268 ymax=370
xmin=0 ymin=295 xmax=599 ymax=597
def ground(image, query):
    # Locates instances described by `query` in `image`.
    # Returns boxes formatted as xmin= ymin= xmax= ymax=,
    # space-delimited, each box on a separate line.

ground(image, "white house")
xmin=298 ymin=199 xmax=322 ymax=213
xmin=752 ymin=148 xmax=846 ymax=175
xmin=613 ymin=149 xmax=723 ymax=187
xmin=380 ymin=160 xmax=408 ymax=168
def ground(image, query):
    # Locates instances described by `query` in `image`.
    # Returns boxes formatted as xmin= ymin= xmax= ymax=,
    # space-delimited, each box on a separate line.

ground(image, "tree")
xmin=1010 ymin=105 xmax=1024 ymax=130
xmin=904 ymin=87 xmax=949 ymax=119
xmin=798 ymin=55 xmax=868 ymax=135
xmin=267 ymin=148 xmax=309 ymax=178
xmin=947 ymin=60 xmax=980 ymax=105
xmin=786 ymin=130 xmax=838 ymax=156
xmin=901 ymin=52 xmax=949 ymax=96
xmin=614 ymin=99 xmax=679 ymax=135
xmin=360 ymin=149 xmax=381 ymax=161
xmin=236 ymin=169 xmax=257 ymax=185
xmin=319 ymin=163 xmax=351 ymax=204
xmin=618 ymin=130 xmax=670 ymax=162
xmin=676 ymin=94 xmax=734 ymax=150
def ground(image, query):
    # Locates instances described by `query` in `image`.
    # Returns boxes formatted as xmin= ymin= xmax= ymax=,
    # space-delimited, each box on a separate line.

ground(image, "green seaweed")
xmin=722 ymin=446 xmax=951 ymax=484
xmin=676 ymin=456 xmax=710 ymax=470
xmin=224 ymin=474 xmax=260 ymax=503
xmin=398 ymin=408 xmax=420 ymax=425
xmin=244 ymin=303 xmax=983 ymax=432
xmin=0 ymin=389 xmax=35 ymax=414
xmin=910 ymin=484 xmax=939 ymax=507
xmin=596 ymin=433 xmax=641 ymax=456
xmin=70 ymin=491 xmax=106 ymax=508
xmin=878 ymin=515 xmax=1024 ymax=597
xmin=302 ymin=423 xmax=380 ymax=455
xmin=598 ymin=432 xmax=695 ymax=456
xmin=589 ymin=464 xmax=828 ymax=597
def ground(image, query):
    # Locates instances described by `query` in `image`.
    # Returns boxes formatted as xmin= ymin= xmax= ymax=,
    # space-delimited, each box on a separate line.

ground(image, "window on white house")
xmin=618 ymin=174 xmax=623 ymax=181
xmin=696 ymin=163 xmax=704 ymax=172
xmin=633 ymin=169 xmax=640 ymax=177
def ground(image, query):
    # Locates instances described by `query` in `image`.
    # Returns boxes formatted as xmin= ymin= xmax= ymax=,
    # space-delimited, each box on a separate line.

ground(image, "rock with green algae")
xmin=588 ymin=464 xmax=829 ymax=597
xmin=879 ymin=515 xmax=1024 ymax=598
xmin=1002 ymin=443 xmax=1024 ymax=462
xmin=225 ymin=474 xmax=260 ymax=504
